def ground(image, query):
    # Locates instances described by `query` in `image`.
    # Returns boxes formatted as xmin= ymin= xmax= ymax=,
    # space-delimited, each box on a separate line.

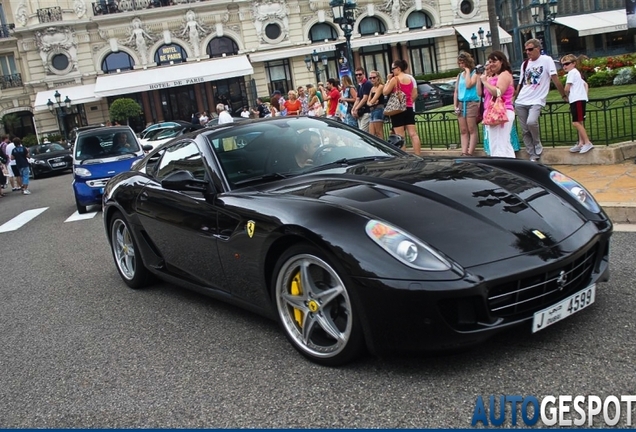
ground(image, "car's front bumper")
xmin=351 ymin=223 xmax=611 ymax=356
xmin=73 ymin=177 xmax=111 ymax=206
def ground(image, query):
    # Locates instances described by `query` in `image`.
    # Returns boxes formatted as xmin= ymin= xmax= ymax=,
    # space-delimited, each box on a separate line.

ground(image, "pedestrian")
xmin=10 ymin=137 xmax=31 ymax=195
xmin=453 ymin=52 xmax=482 ymax=156
xmin=561 ymin=54 xmax=594 ymax=154
xmin=240 ymin=106 xmax=251 ymax=118
xmin=366 ymin=71 xmax=386 ymax=139
xmin=199 ymin=111 xmax=209 ymax=126
xmin=252 ymin=98 xmax=271 ymax=118
xmin=297 ymin=86 xmax=309 ymax=116
xmin=0 ymin=135 xmax=11 ymax=190
xmin=352 ymin=67 xmax=373 ymax=132
xmin=4 ymin=137 xmax=19 ymax=191
xmin=191 ymin=112 xmax=200 ymax=125
xmin=307 ymin=87 xmax=323 ymax=116
xmin=325 ymin=78 xmax=341 ymax=119
xmin=284 ymin=90 xmax=301 ymax=116
xmin=339 ymin=75 xmax=358 ymax=127
xmin=382 ymin=59 xmax=422 ymax=155
xmin=514 ymin=39 xmax=568 ymax=162
xmin=480 ymin=51 xmax=516 ymax=158
xmin=216 ymin=103 xmax=233 ymax=124
xmin=271 ymin=90 xmax=284 ymax=114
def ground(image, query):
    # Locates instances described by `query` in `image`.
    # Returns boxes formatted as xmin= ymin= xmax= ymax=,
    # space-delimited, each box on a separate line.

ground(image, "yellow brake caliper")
xmin=291 ymin=271 xmax=304 ymax=326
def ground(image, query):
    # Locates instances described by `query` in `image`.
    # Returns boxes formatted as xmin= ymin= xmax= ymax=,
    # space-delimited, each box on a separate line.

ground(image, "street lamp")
xmin=470 ymin=27 xmax=492 ymax=64
xmin=530 ymin=0 xmax=558 ymax=54
xmin=330 ymin=0 xmax=357 ymax=71
xmin=47 ymin=90 xmax=72 ymax=141
xmin=304 ymin=50 xmax=329 ymax=83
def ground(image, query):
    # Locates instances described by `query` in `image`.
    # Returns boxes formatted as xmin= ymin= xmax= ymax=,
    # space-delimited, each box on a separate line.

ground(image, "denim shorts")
xmin=20 ymin=167 xmax=29 ymax=185
xmin=370 ymin=106 xmax=385 ymax=123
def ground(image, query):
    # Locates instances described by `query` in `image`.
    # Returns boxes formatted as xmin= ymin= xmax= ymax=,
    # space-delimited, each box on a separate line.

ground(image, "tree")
xmin=488 ymin=0 xmax=501 ymax=51
xmin=109 ymin=98 xmax=142 ymax=125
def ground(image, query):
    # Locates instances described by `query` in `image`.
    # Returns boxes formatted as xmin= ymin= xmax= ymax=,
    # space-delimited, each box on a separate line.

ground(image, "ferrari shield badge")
xmin=532 ymin=229 xmax=546 ymax=240
xmin=246 ymin=220 xmax=255 ymax=238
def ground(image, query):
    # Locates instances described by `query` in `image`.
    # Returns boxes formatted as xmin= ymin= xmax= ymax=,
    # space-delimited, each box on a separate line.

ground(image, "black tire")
xmin=272 ymin=243 xmax=364 ymax=366
xmin=75 ymin=198 xmax=88 ymax=214
xmin=30 ymin=166 xmax=37 ymax=179
xmin=108 ymin=210 xmax=153 ymax=289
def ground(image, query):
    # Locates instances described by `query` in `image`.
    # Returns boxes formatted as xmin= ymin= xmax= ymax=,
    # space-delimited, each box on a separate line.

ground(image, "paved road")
xmin=0 ymin=173 xmax=634 ymax=428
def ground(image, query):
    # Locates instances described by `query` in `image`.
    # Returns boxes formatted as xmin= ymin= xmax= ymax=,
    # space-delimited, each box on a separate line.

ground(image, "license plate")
xmin=52 ymin=162 xmax=65 ymax=167
xmin=532 ymin=284 xmax=596 ymax=333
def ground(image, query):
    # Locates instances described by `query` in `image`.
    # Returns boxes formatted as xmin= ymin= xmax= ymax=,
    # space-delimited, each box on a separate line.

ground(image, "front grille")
xmin=488 ymin=246 xmax=597 ymax=320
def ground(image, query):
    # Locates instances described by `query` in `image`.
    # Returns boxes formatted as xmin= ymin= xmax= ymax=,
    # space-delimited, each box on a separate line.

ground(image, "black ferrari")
xmin=103 ymin=117 xmax=612 ymax=366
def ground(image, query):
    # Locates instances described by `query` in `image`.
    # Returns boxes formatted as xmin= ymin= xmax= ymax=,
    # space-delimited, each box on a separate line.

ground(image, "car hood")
xmin=267 ymin=158 xmax=587 ymax=267
xmin=74 ymin=156 xmax=142 ymax=179
xmin=31 ymin=150 xmax=72 ymax=160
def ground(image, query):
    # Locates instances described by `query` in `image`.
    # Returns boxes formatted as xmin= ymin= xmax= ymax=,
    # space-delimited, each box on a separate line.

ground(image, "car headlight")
xmin=74 ymin=167 xmax=92 ymax=177
xmin=365 ymin=220 xmax=451 ymax=271
xmin=550 ymin=171 xmax=600 ymax=213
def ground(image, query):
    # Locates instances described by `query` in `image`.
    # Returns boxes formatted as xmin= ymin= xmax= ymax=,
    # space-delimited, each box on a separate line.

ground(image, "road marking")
xmin=65 ymin=211 xmax=99 ymax=222
xmin=0 ymin=207 xmax=49 ymax=233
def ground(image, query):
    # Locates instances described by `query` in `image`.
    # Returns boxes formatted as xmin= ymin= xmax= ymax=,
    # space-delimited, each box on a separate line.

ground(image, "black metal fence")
xmin=385 ymin=93 xmax=636 ymax=149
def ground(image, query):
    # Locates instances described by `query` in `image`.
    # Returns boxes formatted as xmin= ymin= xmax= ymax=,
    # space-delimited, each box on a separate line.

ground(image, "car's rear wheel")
xmin=273 ymin=244 xmax=364 ymax=366
xmin=109 ymin=211 xmax=152 ymax=289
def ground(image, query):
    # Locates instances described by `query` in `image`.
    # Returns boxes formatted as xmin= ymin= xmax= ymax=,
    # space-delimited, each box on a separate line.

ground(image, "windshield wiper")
xmin=234 ymin=172 xmax=291 ymax=185
xmin=303 ymin=156 xmax=393 ymax=174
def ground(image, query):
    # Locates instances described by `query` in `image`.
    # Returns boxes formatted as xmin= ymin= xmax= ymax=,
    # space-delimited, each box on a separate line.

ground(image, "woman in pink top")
xmin=383 ymin=59 xmax=422 ymax=155
xmin=480 ymin=51 xmax=515 ymax=158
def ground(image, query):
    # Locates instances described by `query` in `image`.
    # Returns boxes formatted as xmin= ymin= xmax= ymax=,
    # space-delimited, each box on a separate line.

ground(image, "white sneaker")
xmin=535 ymin=143 xmax=543 ymax=155
xmin=22 ymin=189 xmax=31 ymax=195
xmin=579 ymin=143 xmax=594 ymax=154
xmin=569 ymin=144 xmax=582 ymax=153
xmin=529 ymin=156 xmax=540 ymax=162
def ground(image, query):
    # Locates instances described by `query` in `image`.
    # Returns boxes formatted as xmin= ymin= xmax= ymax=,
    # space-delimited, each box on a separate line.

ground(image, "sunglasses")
xmin=369 ymin=76 xmax=377 ymax=79
xmin=562 ymin=61 xmax=573 ymax=66
xmin=391 ymin=66 xmax=398 ymax=70
xmin=525 ymin=47 xmax=537 ymax=52
xmin=355 ymin=73 xmax=363 ymax=76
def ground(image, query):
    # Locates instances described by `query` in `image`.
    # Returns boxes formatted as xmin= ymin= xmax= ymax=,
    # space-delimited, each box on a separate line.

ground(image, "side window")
xmin=156 ymin=140 xmax=206 ymax=182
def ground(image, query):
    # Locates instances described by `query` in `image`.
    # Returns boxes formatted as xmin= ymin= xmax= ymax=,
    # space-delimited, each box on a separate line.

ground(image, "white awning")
xmin=554 ymin=10 xmax=628 ymax=36
xmin=249 ymin=42 xmax=338 ymax=63
xmin=93 ymin=55 xmax=254 ymax=97
xmin=351 ymin=27 xmax=456 ymax=48
xmin=454 ymin=22 xmax=513 ymax=45
xmin=34 ymin=84 xmax=100 ymax=112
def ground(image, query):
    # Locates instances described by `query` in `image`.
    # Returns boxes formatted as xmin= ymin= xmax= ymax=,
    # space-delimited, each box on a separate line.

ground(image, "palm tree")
xmin=488 ymin=0 xmax=501 ymax=51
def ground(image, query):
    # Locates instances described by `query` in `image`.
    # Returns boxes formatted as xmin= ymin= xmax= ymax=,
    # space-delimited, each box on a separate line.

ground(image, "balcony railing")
xmin=0 ymin=73 xmax=23 ymax=90
xmin=0 ymin=24 xmax=14 ymax=38
xmin=92 ymin=0 xmax=205 ymax=16
xmin=37 ymin=7 xmax=63 ymax=23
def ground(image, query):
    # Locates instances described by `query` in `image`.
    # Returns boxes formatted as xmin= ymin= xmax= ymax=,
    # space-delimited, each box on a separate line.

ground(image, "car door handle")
xmin=139 ymin=191 xmax=149 ymax=201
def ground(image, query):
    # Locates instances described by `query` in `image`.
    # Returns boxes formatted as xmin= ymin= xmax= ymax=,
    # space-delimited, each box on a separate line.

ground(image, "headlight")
xmin=365 ymin=220 xmax=451 ymax=271
xmin=74 ymin=167 xmax=92 ymax=177
xmin=550 ymin=171 xmax=600 ymax=213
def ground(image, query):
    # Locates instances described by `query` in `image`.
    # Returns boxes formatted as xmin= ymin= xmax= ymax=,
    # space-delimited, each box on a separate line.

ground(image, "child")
xmin=562 ymin=54 xmax=593 ymax=154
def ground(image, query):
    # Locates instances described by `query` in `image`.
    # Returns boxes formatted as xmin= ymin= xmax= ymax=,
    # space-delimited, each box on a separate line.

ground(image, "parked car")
xmin=430 ymin=82 xmax=455 ymax=106
xmin=142 ymin=124 xmax=202 ymax=150
xmin=28 ymin=142 xmax=73 ymax=179
xmin=69 ymin=124 xmax=105 ymax=149
xmin=140 ymin=121 xmax=191 ymax=140
xmin=414 ymin=81 xmax=444 ymax=112
xmin=72 ymin=126 xmax=151 ymax=214
xmin=103 ymin=116 xmax=611 ymax=366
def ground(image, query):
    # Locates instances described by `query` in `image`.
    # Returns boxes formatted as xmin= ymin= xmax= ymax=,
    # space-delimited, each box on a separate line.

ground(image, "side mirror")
xmin=161 ymin=170 xmax=208 ymax=193
xmin=142 ymin=144 xmax=153 ymax=152
xmin=387 ymin=134 xmax=405 ymax=149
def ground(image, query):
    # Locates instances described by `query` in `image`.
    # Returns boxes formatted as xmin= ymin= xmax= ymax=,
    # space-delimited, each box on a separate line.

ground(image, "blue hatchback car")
xmin=73 ymin=126 xmax=147 ymax=213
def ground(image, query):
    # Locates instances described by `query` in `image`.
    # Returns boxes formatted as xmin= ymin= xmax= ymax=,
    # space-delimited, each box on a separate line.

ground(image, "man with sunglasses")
xmin=351 ymin=67 xmax=373 ymax=132
xmin=514 ymin=39 xmax=567 ymax=162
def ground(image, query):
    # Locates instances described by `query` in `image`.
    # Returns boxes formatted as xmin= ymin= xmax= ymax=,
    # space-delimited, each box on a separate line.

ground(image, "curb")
xmin=600 ymin=203 xmax=636 ymax=224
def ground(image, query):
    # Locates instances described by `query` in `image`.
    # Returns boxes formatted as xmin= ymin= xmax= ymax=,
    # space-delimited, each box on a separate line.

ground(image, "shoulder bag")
xmin=383 ymin=78 xmax=406 ymax=117
xmin=483 ymin=88 xmax=509 ymax=126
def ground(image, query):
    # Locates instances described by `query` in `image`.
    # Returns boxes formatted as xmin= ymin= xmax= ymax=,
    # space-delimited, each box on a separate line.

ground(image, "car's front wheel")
xmin=75 ymin=198 xmax=88 ymax=214
xmin=109 ymin=211 xmax=152 ymax=289
xmin=273 ymin=244 xmax=364 ymax=366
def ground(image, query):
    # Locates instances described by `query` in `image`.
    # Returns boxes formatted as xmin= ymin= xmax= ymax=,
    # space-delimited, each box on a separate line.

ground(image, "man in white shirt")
xmin=240 ymin=106 xmax=251 ymax=118
xmin=217 ymin=103 xmax=234 ymax=124
xmin=514 ymin=39 xmax=567 ymax=162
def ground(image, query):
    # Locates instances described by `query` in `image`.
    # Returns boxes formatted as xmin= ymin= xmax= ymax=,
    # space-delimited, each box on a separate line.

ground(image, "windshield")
xmin=75 ymin=130 xmax=141 ymax=161
xmin=207 ymin=117 xmax=404 ymax=188
xmin=31 ymin=143 xmax=66 ymax=155
xmin=148 ymin=127 xmax=182 ymax=141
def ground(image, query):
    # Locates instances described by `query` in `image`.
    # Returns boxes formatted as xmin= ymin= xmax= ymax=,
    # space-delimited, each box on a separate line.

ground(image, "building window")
xmin=265 ymin=23 xmax=281 ymax=40
xmin=459 ymin=0 xmax=474 ymax=15
xmin=408 ymin=38 xmax=438 ymax=76
xmin=265 ymin=59 xmax=292 ymax=96
xmin=51 ymin=54 xmax=69 ymax=71
xmin=101 ymin=52 xmax=135 ymax=73
xmin=206 ymin=37 xmax=239 ymax=58
xmin=359 ymin=45 xmax=390 ymax=78
xmin=0 ymin=54 xmax=18 ymax=76
xmin=154 ymin=44 xmax=187 ymax=65
xmin=309 ymin=23 xmax=338 ymax=42
xmin=406 ymin=11 xmax=433 ymax=30
xmin=359 ymin=17 xmax=386 ymax=36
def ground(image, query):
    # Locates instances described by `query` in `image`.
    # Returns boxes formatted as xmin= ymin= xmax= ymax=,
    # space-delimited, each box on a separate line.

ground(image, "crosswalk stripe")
xmin=0 ymin=207 xmax=49 ymax=233
xmin=65 ymin=211 xmax=99 ymax=222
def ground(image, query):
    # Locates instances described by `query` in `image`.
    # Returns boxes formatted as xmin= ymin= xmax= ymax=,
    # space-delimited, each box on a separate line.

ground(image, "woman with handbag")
xmin=339 ymin=75 xmax=358 ymax=127
xmin=453 ymin=52 xmax=482 ymax=156
xmin=382 ymin=59 xmax=422 ymax=155
xmin=366 ymin=71 xmax=386 ymax=139
xmin=480 ymin=51 xmax=515 ymax=158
